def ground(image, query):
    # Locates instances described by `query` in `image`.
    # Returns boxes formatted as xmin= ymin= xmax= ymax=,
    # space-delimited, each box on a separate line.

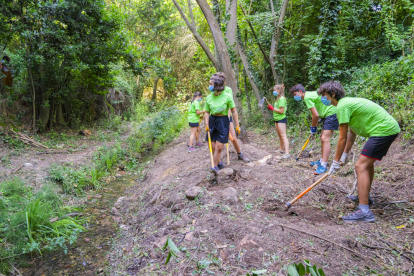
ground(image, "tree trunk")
xmin=57 ymin=103 xmax=65 ymax=125
xmin=196 ymin=0 xmax=247 ymax=128
xmin=151 ymin=77 xmax=160 ymax=101
xmin=269 ymin=0 xmax=290 ymax=83
xmin=243 ymin=67 xmax=251 ymax=114
xmin=39 ymin=93 xmax=50 ymax=131
xmin=172 ymin=0 xmax=220 ymax=70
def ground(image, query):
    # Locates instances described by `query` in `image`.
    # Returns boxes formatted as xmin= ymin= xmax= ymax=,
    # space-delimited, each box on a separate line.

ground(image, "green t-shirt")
xmin=304 ymin=91 xmax=336 ymax=118
xmin=204 ymin=91 xmax=235 ymax=116
xmin=223 ymin=86 xmax=233 ymax=98
xmin=337 ymin=97 xmax=401 ymax=137
xmin=188 ymin=101 xmax=201 ymax=123
xmin=273 ymin=96 xmax=287 ymax=121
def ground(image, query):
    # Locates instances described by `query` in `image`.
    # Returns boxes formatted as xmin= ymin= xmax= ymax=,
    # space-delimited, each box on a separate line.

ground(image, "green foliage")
xmin=287 ymin=260 xmax=325 ymax=276
xmin=0 ymin=179 xmax=84 ymax=273
xmin=163 ymin=237 xmax=180 ymax=265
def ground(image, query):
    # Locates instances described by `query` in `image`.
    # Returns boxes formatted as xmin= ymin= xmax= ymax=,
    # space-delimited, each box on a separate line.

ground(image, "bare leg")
xmin=213 ymin=141 xmax=224 ymax=166
xmin=277 ymin=123 xmax=289 ymax=154
xmin=195 ymin=126 xmax=200 ymax=143
xmin=275 ymin=123 xmax=284 ymax=151
xmin=355 ymin=155 xmax=376 ymax=205
xmin=229 ymin=122 xmax=241 ymax=153
xmin=320 ymin=129 xmax=334 ymax=163
xmin=189 ymin=127 xmax=197 ymax=147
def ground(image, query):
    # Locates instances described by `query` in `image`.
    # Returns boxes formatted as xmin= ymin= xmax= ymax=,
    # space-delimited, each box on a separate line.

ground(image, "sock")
xmin=238 ymin=152 xmax=242 ymax=155
xmin=321 ymin=161 xmax=327 ymax=168
xmin=359 ymin=204 xmax=370 ymax=213
xmin=319 ymin=158 xmax=323 ymax=163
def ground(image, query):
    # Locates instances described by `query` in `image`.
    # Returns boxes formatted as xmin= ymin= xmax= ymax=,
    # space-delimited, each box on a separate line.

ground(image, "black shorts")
xmin=275 ymin=117 xmax=287 ymax=124
xmin=189 ymin=122 xmax=199 ymax=127
xmin=322 ymin=114 xmax=339 ymax=130
xmin=361 ymin=134 xmax=398 ymax=161
xmin=205 ymin=115 xmax=229 ymax=144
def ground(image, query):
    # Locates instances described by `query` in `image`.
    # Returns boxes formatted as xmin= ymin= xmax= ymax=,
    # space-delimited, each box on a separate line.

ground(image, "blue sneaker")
xmin=217 ymin=162 xmax=225 ymax=170
xmin=342 ymin=208 xmax=375 ymax=223
xmin=314 ymin=165 xmax=327 ymax=175
xmin=210 ymin=166 xmax=219 ymax=174
xmin=310 ymin=159 xmax=321 ymax=166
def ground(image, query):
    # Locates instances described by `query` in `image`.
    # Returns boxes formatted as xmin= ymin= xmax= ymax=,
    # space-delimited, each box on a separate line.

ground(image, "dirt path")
xmin=107 ymin=128 xmax=414 ymax=275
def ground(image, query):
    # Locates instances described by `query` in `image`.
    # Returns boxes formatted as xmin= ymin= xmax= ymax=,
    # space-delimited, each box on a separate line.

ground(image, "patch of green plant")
xmin=0 ymin=179 xmax=84 ymax=273
xmin=287 ymin=260 xmax=325 ymax=276
xmin=163 ymin=236 xmax=180 ymax=265
xmin=48 ymin=165 xmax=104 ymax=195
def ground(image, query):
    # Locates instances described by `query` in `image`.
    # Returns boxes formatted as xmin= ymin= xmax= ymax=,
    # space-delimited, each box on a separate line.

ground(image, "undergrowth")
xmin=0 ymin=178 xmax=84 ymax=273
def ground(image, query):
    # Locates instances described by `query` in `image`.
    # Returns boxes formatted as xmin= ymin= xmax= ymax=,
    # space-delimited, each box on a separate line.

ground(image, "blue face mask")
xmin=294 ymin=95 xmax=302 ymax=101
xmin=198 ymin=99 xmax=202 ymax=102
xmin=273 ymin=91 xmax=278 ymax=96
xmin=208 ymin=85 xmax=214 ymax=92
xmin=321 ymin=96 xmax=331 ymax=106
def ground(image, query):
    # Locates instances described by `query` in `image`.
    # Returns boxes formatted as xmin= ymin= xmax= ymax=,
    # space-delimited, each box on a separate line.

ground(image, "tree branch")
xmin=172 ymin=0 xmax=220 ymax=70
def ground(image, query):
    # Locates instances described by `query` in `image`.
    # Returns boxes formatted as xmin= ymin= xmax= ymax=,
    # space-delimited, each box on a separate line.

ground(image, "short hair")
xmin=210 ymin=75 xmax=225 ymax=92
xmin=289 ymin=84 xmax=306 ymax=95
xmin=317 ymin=81 xmax=345 ymax=100
xmin=213 ymin=72 xmax=226 ymax=82
xmin=2 ymin=56 xmax=10 ymax=62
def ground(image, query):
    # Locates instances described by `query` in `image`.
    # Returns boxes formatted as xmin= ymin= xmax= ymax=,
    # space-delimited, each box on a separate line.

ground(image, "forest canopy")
xmin=0 ymin=0 xmax=413 ymax=133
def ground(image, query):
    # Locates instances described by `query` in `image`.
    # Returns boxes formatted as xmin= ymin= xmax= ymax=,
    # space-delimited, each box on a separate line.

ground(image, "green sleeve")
xmin=227 ymin=94 xmax=236 ymax=109
xmin=194 ymin=101 xmax=200 ymax=111
xmin=337 ymin=105 xmax=350 ymax=124
xmin=280 ymin=97 xmax=287 ymax=108
xmin=304 ymin=94 xmax=315 ymax=110
xmin=204 ymin=101 xmax=210 ymax=113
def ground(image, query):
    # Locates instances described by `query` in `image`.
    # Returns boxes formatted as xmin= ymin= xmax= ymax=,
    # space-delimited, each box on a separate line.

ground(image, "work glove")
xmin=235 ymin=126 xmax=241 ymax=136
xmin=310 ymin=126 xmax=317 ymax=136
xmin=340 ymin=152 xmax=348 ymax=165
xmin=205 ymin=126 xmax=209 ymax=132
xmin=267 ymin=104 xmax=274 ymax=111
xmin=330 ymin=160 xmax=341 ymax=174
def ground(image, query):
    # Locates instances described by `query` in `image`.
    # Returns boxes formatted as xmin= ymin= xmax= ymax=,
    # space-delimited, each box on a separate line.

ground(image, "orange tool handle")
xmin=207 ymin=131 xmax=214 ymax=168
xmin=285 ymin=173 xmax=330 ymax=209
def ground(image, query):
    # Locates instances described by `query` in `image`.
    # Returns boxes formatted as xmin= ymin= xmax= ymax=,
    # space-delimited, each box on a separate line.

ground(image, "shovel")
xmin=296 ymin=134 xmax=312 ymax=161
xmin=285 ymin=173 xmax=330 ymax=210
xmin=207 ymin=131 xmax=215 ymax=168
xmin=258 ymin=97 xmax=266 ymax=107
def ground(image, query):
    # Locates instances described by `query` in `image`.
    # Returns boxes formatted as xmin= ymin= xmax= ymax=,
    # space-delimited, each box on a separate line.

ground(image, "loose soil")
xmin=2 ymin=127 xmax=414 ymax=275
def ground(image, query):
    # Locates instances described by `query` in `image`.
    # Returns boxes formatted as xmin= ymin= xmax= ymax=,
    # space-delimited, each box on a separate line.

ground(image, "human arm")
xmin=196 ymin=110 xmax=205 ymax=115
xmin=334 ymin=123 xmax=350 ymax=162
xmin=310 ymin=107 xmax=319 ymax=127
xmin=230 ymin=107 xmax=240 ymax=134
xmin=273 ymin=106 xmax=284 ymax=114
xmin=204 ymin=111 xmax=210 ymax=131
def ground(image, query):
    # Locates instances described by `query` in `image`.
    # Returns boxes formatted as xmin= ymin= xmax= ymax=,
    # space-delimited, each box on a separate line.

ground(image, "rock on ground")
xmin=185 ymin=186 xmax=203 ymax=200
xmin=222 ymin=187 xmax=238 ymax=203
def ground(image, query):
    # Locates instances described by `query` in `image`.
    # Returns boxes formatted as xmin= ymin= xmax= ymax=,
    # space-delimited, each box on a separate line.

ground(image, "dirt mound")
xmin=107 ymin=130 xmax=414 ymax=275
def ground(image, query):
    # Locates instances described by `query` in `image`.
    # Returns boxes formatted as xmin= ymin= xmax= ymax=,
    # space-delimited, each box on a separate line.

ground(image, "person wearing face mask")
xmin=289 ymin=84 xmax=339 ymax=174
xmin=213 ymin=72 xmax=250 ymax=163
xmin=187 ymin=91 xmax=205 ymax=152
xmin=267 ymin=84 xmax=290 ymax=159
xmin=204 ymin=75 xmax=241 ymax=173
xmin=319 ymin=81 xmax=400 ymax=222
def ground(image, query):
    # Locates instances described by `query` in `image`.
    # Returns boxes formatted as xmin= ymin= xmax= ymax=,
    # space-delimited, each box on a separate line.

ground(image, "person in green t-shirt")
xmin=187 ymin=91 xmax=205 ymax=152
xmin=204 ymin=75 xmax=241 ymax=173
xmin=289 ymin=84 xmax=340 ymax=175
xmin=213 ymin=72 xmax=250 ymax=163
xmin=319 ymin=81 xmax=400 ymax=223
xmin=267 ymin=84 xmax=290 ymax=159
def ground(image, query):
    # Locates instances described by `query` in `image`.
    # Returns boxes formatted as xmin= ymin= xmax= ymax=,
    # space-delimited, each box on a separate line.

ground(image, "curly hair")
xmin=213 ymin=72 xmax=226 ymax=82
xmin=210 ymin=75 xmax=225 ymax=92
xmin=317 ymin=81 xmax=345 ymax=100
xmin=289 ymin=84 xmax=306 ymax=95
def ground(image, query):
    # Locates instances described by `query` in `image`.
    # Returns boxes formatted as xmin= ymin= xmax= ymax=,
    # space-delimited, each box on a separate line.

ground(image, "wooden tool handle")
xmin=226 ymin=143 xmax=230 ymax=165
xmin=286 ymin=173 xmax=330 ymax=208
xmin=296 ymin=134 xmax=312 ymax=160
xmin=207 ymin=131 xmax=215 ymax=168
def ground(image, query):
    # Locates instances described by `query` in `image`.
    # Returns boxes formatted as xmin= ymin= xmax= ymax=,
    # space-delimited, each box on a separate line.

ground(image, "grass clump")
xmin=0 ymin=178 xmax=84 ymax=273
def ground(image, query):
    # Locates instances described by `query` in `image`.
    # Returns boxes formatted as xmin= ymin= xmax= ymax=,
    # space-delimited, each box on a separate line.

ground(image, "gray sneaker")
xmin=238 ymin=152 xmax=250 ymax=162
xmin=281 ymin=153 xmax=291 ymax=160
xmin=342 ymin=208 xmax=375 ymax=223
xmin=347 ymin=195 xmax=374 ymax=205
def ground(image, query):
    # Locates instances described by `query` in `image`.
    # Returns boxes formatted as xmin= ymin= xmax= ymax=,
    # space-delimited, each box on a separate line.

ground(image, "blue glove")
xmin=310 ymin=126 xmax=317 ymax=135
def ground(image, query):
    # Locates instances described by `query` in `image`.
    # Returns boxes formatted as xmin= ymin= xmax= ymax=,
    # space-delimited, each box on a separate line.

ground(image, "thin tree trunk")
xmin=243 ymin=68 xmax=251 ymax=113
xmin=172 ymin=0 xmax=220 ymax=70
xmin=269 ymin=0 xmax=289 ymax=83
xmin=151 ymin=77 xmax=160 ymax=101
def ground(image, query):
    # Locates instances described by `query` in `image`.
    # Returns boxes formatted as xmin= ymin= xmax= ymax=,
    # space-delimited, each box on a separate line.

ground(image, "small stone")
xmin=84 ymin=238 xmax=90 ymax=242
xmin=222 ymin=187 xmax=238 ymax=204
xmin=24 ymin=163 xmax=33 ymax=167
xmin=185 ymin=231 xmax=194 ymax=241
xmin=120 ymin=225 xmax=129 ymax=230
xmin=239 ymin=169 xmax=251 ymax=180
xmin=111 ymin=207 xmax=121 ymax=216
xmin=219 ymin=249 xmax=229 ymax=262
xmin=221 ymin=168 xmax=234 ymax=176
xmin=245 ymin=162 xmax=255 ymax=167
xmin=114 ymin=197 xmax=126 ymax=208
xmin=185 ymin=186 xmax=203 ymax=200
